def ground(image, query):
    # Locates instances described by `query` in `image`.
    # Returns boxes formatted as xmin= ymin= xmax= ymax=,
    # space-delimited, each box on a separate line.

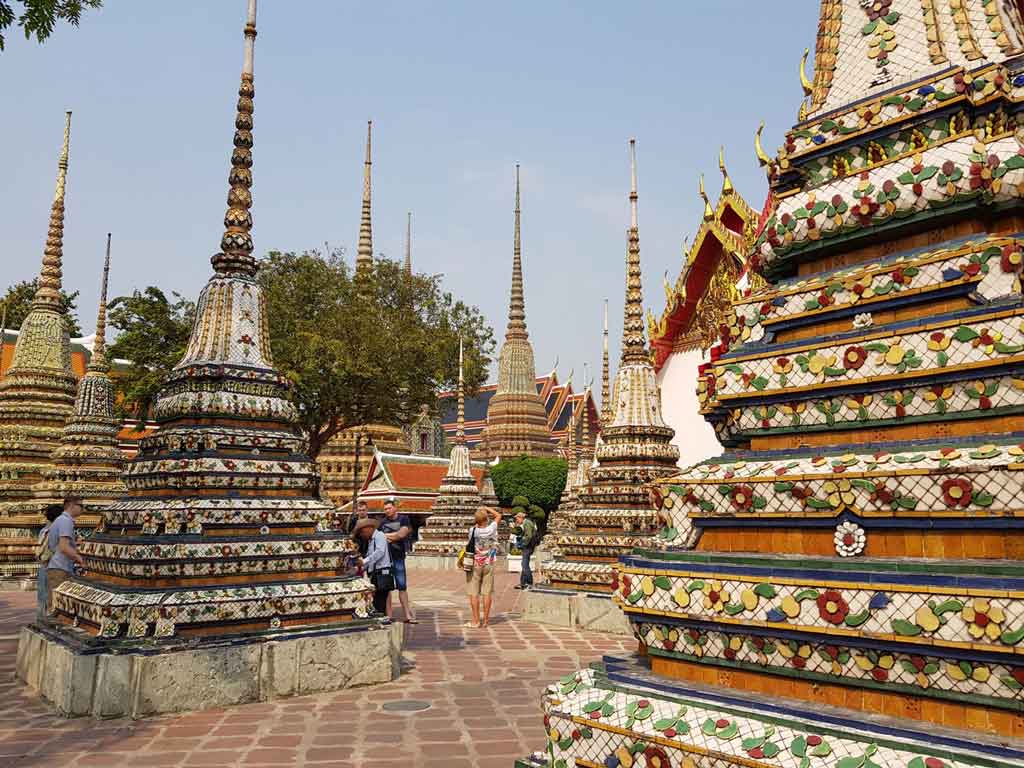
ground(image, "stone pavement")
xmin=0 ymin=568 xmax=633 ymax=767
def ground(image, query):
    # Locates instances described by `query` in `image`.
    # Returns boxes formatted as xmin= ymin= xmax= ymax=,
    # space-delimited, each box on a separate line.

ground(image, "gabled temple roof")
xmin=438 ymin=371 xmax=600 ymax=451
xmin=647 ymin=156 xmax=759 ymax=371
xmin=354 ymin=449 xmax=489 ymax=513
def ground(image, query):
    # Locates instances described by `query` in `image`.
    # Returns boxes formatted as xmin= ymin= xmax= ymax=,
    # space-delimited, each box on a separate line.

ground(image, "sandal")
xmin=405 ymin=618 xmax=419 ymax=624
xmin=463 ymin=621 xmax=479 ymax=629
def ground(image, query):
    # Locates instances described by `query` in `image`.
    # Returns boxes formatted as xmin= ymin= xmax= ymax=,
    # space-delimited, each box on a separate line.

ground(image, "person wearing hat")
xmin=352 ymin=516 xmax=393 ymax=616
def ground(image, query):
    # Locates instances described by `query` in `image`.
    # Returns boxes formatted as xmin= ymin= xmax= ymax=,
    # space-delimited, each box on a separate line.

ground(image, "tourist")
xmin=348 ymin=500 xmax=370 ymax=555
xmin=513 ymin=509 xmax=537 ymax=590
xmin=352 ymin=516 xmax=393 ymax=616
xmin=46 ymin=496 xmax=86 ymax=613
xmin=465 ymin=506 xmax=502 ymax=628
xmin=379 ymin=497 xmax=417 ymax=624
xmin=35 ymin=505 xmax=63 ymax=619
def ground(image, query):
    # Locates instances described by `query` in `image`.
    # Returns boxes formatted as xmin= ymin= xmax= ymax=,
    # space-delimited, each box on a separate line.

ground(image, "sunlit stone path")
xmin=0 ymin=569 xmax=631 ymax=767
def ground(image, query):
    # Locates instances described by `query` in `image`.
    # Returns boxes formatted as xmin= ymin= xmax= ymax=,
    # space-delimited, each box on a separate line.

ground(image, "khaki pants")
xmin=46 ymin=568 xmax=71 ymax=614
xmin=465 ymin=563 xmax=494 ymax=596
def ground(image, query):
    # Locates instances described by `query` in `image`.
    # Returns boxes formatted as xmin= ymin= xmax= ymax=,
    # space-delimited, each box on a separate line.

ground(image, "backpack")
xmin=36 ymin=526 xmax=53 ymax=564
xmin=520 ymin=519 xmax=537 ymax=548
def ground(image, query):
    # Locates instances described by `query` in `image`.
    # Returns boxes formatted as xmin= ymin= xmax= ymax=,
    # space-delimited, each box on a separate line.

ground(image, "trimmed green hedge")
xmin=490 ymin=456 xmax=568 ymax=516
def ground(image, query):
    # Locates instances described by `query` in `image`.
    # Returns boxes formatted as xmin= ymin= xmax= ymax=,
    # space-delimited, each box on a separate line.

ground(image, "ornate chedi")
xmin=480 ymin=166 xmax=555 ymax=461
xmin=317 ymin=121 xmax=410 ymax=507
xmin=415 ymin=341 xmax=485 ymax=555
xmin=529 ymin=4 xmax=1024 ymax=767
xmin=34 ymin=234 xmax=125 ymax=512
xmin=544 ymin=140 xmax=679 ymax=592
xmin=0 ymin=112 xmax=79 ymax=582
xmin=47 ymin=1 xmax=372 ymax=642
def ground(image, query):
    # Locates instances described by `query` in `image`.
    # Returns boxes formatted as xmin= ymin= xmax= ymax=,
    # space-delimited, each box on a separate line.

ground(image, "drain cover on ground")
xmin=382 ymin=700 xmax=432 ymax=713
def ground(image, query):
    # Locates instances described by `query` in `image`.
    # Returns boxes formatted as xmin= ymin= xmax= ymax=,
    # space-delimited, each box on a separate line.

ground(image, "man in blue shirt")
xmin=378 ymin=497 xmax=418 ymax=624
xmin=46 ymin=496 xmax=85 ymax=614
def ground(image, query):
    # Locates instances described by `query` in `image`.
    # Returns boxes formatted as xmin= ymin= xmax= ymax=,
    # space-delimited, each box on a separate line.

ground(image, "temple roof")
xmin=438 ymin=372 xmax=600 ymax=450
xmin=647 ymin=153 xmax=758 ymax=371
xmin=354 ymin=449 xmax=488 ymax=512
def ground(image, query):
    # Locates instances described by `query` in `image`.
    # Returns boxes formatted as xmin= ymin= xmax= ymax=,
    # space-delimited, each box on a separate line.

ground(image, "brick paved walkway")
xmin=0 ymin=569 xmax=632 ymax=767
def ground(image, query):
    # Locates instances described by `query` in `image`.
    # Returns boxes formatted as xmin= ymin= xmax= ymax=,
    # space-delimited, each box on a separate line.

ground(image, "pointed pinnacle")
xmin=356 ymin=120 xmax=374 ymax=278
xmin=89 ymin=233 xmax=112 ymax=372
xmin=33 ymin=110 xmax=71 ymax=311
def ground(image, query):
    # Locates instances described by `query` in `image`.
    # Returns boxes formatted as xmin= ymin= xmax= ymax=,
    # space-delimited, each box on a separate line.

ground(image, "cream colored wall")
xmin=657 ymin=347 xmax=722 ymax=468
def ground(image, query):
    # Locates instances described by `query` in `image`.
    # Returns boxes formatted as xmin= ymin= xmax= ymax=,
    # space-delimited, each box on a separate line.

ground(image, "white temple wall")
xmin=656 ymin=348 xmax=722 ymax=468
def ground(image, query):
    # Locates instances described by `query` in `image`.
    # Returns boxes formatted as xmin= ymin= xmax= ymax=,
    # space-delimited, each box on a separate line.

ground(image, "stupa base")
xmin=523 ymin=586 xmax=632 ymax=636
xmin=0 ymin=561 xmax=40 ymax=590
xmin=16 ymin=617 xmax=403 ymax=718
xmin=533 ymin=655 xmax=1024 ymax=768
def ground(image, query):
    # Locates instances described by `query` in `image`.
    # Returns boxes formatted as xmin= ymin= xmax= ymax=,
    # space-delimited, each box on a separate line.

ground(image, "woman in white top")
xmin=353 ymin=517 xmax=393 ymax=616
xmin=464 ymin=507 xmax=502 ymax=628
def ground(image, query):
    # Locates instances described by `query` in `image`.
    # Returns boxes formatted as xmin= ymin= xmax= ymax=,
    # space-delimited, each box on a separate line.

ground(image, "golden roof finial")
xmin=699 ymin=174 xmax=714 ymax=221
xmin=718 ymin=145 xmax=734 ymax=195
xmin=755 ymin=121 xmax=771 ymax=166
xmin=800 ymin=47 xmax=813 ymax=96
xmin=89 ymin=233 xmax=112 ymax=373
xmin=33 ymin=110 xmax=72 ymax=311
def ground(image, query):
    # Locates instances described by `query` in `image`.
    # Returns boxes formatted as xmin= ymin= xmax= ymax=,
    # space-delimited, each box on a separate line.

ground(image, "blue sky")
xmin=1 ymin=2 xmax=818 ymax=386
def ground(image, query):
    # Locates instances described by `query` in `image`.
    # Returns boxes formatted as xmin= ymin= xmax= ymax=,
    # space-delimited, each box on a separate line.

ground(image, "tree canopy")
xmin=107 ymin=287 xmax=195 ymax=422
xmin=0 ymin=0 xmax=101 ymax=50
xmin=259 ymin=249 xmax=495 ymax=458
xmin=490 ymin=457 xmax=568 ymax=515
xmin=1 ymin=278 xmax=81 ymax=337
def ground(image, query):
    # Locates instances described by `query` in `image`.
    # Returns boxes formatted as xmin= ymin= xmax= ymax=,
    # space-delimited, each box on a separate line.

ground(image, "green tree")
xmin=0 ymin=0 xmax=101 ymax=50
xmin=1 ymin=278 xmax=81 ymax=336
xmin=490 ymin=457 xmax=568 ymax=516
xmin=258 ymin=249 xmax=495 ymax=458
xmin=107 ymin=287 xmax=195 ymax=422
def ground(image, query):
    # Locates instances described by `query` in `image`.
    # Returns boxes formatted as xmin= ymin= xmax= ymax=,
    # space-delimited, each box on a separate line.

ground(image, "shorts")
xmin=465 ymin=563 xmax=494 ymax=597
xmin=391 ymin=558 xmax=408 ymax=591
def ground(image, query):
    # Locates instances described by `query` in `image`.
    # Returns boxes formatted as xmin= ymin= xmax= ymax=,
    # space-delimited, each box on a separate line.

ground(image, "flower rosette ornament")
xmin=790 ymin=734 xmax=832 ymax=768
xmin=816 ymin=590 xmax=850 ymax=625
xmin=961 ymin=598 xmax=1006 ymax=641
xmin=940 ymin=477 xmax=972 ymax=508
xmin=834 ymin=521 xmax=866 ymax=557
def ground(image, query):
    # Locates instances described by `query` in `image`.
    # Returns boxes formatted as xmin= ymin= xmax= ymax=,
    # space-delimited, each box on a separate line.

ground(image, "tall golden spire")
xmin=456 ymin=337 xmax=465 ymax=444
xmin=621 ymin=139 xmax=648 ymax=366
xmin=88 ymin=233 xmax=112 ymax=374
xmin=506 ymin=163 xmax=528 ymax=341
xmin=601 ymin=298 xmax=611 ymax=422
xmin=356 ymin=120 xmax=374 ymax=279
xmin=404 ymin=210 xmax=412 ymax=276
xmin=34 ymin=111 xmax=72 ymax=311
xmin=699 ymin=174 xmax=714 ymax=222
xmin=211 ymin=0 xmax=257 ymax=277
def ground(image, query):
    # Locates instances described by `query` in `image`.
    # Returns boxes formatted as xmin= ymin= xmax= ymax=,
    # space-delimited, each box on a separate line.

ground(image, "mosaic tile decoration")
xmin=757 ymin=131 xmax=1024 ymax=269
xmin=535 ymin=658 xmax=1024 ymax=768
xmin=611 ymin=556 xmax=1024 ymax=657
xmin=635 ymin=621 xmax=1024 ymax=711
xmin=707 ymin=306 xmax=1024 ymax=403
xmin=654 ymin=433 xmax=1024 ymax=523
xmin=730 ymin=234 xmax=1022 ymax=348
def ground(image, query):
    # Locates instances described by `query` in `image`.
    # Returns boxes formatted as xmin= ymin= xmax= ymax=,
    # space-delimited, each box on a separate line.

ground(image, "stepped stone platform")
xmin=522 ymin=586 xmax=631 ymax=636
xmin=16 ymin=616 xmax=402 ymax=718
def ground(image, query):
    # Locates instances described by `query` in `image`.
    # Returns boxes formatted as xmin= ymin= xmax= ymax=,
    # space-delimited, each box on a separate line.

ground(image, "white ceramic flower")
xmin=834 ymin=520 xmax=866 ymax=557
xmin=853 ymin=312 xmax=874 ymax=329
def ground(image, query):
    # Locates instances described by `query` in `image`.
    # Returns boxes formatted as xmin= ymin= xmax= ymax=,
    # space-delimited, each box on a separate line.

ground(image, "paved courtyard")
xmin=0 ymin=568 xmax=633 ymax=768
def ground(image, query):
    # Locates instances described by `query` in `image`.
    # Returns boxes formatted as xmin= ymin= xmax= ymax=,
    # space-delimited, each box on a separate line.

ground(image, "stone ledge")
xmin=15 ymin=619 xmax=404 ymax=718
xmin=522 ymin=587 xmax=632 ymax=635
